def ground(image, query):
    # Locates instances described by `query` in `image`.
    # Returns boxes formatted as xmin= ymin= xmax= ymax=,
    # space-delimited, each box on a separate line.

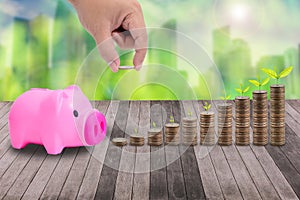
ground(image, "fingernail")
xmin=110 ymin=62 xmax=118 ymax=73
xmin=135 ymin=64 xmax=143 ymax=71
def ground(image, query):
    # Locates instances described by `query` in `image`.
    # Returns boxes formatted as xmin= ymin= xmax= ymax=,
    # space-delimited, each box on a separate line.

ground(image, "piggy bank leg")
xmin=42 ymin=134 xmax=64 ymax=155
xmin=9 ymin=127 xmax=28 ymax=149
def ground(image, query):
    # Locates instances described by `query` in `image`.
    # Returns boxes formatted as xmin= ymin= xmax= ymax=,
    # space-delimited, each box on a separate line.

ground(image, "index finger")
xmin=125 ymin=12 xmax=148 ymax=70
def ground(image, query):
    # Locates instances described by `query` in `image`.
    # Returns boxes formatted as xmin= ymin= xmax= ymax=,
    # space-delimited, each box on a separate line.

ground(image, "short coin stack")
xmin=252 ymin=90 xmax=268 ymax=145
xmin=235 ymin=96 xmax=250 ymax=145
xmin=165 ymin=123 xmax=180 ymax=145
xmin=270 ymin=85 xmax=285 ymax=146
xmin=217 ymin=103 xmax=233 ymax=145
xmin=112 ymin=137 xmax=127 ymax=146
xmin=130 ymin=134 xmax=145 ymax=146
xmin=200 ymin=112 xmax=215 ymax=145
xmin=182 ymin=117 xmax=197 ymax=145
xmin=148 ymin=128 xmax=163 ymax=146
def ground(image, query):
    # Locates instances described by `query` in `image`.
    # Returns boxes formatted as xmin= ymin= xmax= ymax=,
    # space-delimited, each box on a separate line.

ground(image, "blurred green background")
xmin=0 ymin=0 xmax=299 ymax=100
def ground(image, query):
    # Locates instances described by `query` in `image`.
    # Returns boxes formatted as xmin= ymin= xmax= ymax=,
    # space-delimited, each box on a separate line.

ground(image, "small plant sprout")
xmin=152 ymin=121 xmax=157 ymax=128
xmin=220 ymin=91 xmax=231 ymax=102
xmin=248 ymin=75 xmax=270 ymax=91
xmin=134 ymin=128 xmax=138 ymax=134
xmin=169 ymin=115 xmax=175 ymax=123
xmin=188 ymin=109 xmax=193 ymax=117
xmin=235 ymin=83 xmax=250 ymax=96
xmin=261 ymin=66 xmax=293 ymax=84
xmin=203 ymin=102 xmax=211 ymax=113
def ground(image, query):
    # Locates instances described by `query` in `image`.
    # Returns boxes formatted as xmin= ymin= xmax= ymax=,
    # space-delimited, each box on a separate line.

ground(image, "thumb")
xmin=93 ymin=28 xmax=120 ymax=73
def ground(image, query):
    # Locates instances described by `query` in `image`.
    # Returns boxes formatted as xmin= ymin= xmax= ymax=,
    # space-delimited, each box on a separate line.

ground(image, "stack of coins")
xmin=130 ymin=134 xmax=145 ymax=146
xmin=112 ymin=137 xmax=127 ymax=146
xmin=252 ymin=91 xmax=268 ymax=145
xmin=235 ymin=96 xmax=250 ymax=145
xmin=148 ymin=128 xmax=163 ymax=146
xmin=182 ymin=117 xmax=197 ymax=145
xmin=217 ymin=103 xmax=233 ymax=145
xmin=165 ymin=123 xmax=180 ymax=145
xmin=270 ymin=85 xmax=285 ymax=146
xmin=200 ymin=112 xmax=215 ymax=145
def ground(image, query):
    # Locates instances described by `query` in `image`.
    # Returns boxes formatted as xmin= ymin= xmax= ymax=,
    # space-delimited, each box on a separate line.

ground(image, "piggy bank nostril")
xmin=100 ymin=121 xmax=105 ymax=132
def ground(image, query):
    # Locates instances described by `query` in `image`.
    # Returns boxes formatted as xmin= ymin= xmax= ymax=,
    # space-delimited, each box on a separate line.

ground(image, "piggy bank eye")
xmin=73 ymin=110 xmax=79 ymax=117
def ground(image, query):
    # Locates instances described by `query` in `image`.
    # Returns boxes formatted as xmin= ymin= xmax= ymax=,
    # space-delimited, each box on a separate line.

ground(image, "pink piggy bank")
xmin=8 ymin=85 xmax=106 ymax=155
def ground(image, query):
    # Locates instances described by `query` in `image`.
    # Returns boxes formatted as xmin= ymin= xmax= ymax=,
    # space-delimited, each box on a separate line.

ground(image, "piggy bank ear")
xmin=66 ymin=85 xmax=80 ymax=91
xmin=56 ymin=91 xmax=68 ymax=113
xmin=40 ymin=91 xmax=68 ymax=115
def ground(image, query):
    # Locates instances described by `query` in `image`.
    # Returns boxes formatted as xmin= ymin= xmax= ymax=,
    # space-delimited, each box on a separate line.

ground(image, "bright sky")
xmin=141 ymin=0 xmax=300 ymax=66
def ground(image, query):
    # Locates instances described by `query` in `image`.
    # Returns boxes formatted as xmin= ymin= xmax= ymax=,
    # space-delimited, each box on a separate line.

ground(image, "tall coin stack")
xmin=252 ymin=91 xmax=268 ymax=145
xmin=270 ymin=85 xmax=285 ymax=146
xmin=235 ymin=96 xmax=250 ymax=145
xmin=182 ymin=117 xmax=197 ymax=146
xmin=217 ymin=103 xmax=233 ymax=145
xmin=165 ymin=123 xmax=180 ymax=145
xmin=200 ymin=112 xmax=215 ymax=145
xmin=148 ymin=128 xmax=163 ymax=146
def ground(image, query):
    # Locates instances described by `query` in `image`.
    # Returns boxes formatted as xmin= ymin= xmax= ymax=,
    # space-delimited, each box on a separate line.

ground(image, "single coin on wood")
xmin=112 ymin=137 xmax=127 ymax=146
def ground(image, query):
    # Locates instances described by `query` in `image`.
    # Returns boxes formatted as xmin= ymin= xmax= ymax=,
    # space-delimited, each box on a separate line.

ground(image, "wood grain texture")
xmin=236 ymin=146 xmax=280 ymax=199
xmin=22 ymin=154 xmax=62 ymax=199
xmin=178 ymin=101 xmax=205 ymax=200
xmin=0 ymin=102 xmax=13 ymax=143
xmin=3 ymin=146 xmax=47 ymax=199
xmin=189 ymin=101 xmax=225 ymax=200
xmin=77 ymin=101 xmax=120 ymax=199
xmin=207 ymin=101 xmax=243 ymax=200
xmin=251 ymin=145 xmax=298 ymax=200
xmin=58 ymin=102 xmax=109 ymax=200
xmin=40 ymin=148 xmax=79 ymax=200
xmin=114 ymin=101 xmax=140 ymax=200
xmin=150 ymin=101 xmax=168 ymax=200
xmin=1 ymin=100 xmax=300 ymax=199
xmin=164 ymin=101 xmax=187 ymax=200
xmin=265 ymin=143 xmax=300 ymax=198
xmin=222 ymin=145 xmax=262 ymax=199
xmin=95 ymin=101 xmax=130 ymax=199
xmin=0 ymin=145 xmax=39 ymax=199
xmin=132 ymin=101 xmax=150 ymax=200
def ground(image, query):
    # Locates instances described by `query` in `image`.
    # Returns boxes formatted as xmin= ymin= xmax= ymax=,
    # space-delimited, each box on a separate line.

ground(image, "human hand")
xmin=69 ymin=0 xmax=148 ymax=72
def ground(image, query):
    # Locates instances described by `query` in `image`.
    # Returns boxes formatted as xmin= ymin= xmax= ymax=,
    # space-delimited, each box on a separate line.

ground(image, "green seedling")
xmin=152 ymin=121 xmax=157 ymax=128
xmin=169 ymin=115 xmax=175 ymax=123
xmin=134 ymin=128 xmax=138 ymax=134
xmin=203 ymin=102 xmax=211 ymax=112
xmin=220 ymin=90 xmax=231 ymax=101
xmin=261 ymin=66 xmax=293 ymax=84
xmin=248 ymin=75 xmax=270 ymax=91
xmin=235 ymin=83 xmax=250 ymax=96
xmin=188 ymin=109 xmax=193 ymax=117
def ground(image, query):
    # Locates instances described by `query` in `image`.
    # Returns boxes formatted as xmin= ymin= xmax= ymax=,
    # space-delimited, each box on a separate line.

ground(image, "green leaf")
xmin=226 ymin=95 xmax=231 ymax=100
xmin=248 ymin=80 xmax=260 ymax=87
xmin=235 ymin=88 xmax=243 ymax=94
xmin=152 ymin=121 xmax=156 ymax=128
xmin=169 ymin=115 xmax=174 ymax=123
xmin=220 ymin=96 xmax=226 ymax=100
xmin=279 ymin=66 xmax=293 ymax=78
xmin=243 ymin=86 xmax=250 ymax=93
xmin=261 ymin=77 xmax=270 ymax=86
xmin=208 ymin=104 xmax=211 ymax=110
xmin=261 ymin=68 xmax=278 ymax=79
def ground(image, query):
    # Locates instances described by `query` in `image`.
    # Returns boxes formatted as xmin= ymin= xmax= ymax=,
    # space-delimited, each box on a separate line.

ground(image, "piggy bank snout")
xmin=84 ymin=110 xmax=106 ymax=145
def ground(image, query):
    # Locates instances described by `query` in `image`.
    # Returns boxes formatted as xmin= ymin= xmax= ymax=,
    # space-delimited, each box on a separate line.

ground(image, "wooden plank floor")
xmin=0 ymin=100 xmax=299 ymax=200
